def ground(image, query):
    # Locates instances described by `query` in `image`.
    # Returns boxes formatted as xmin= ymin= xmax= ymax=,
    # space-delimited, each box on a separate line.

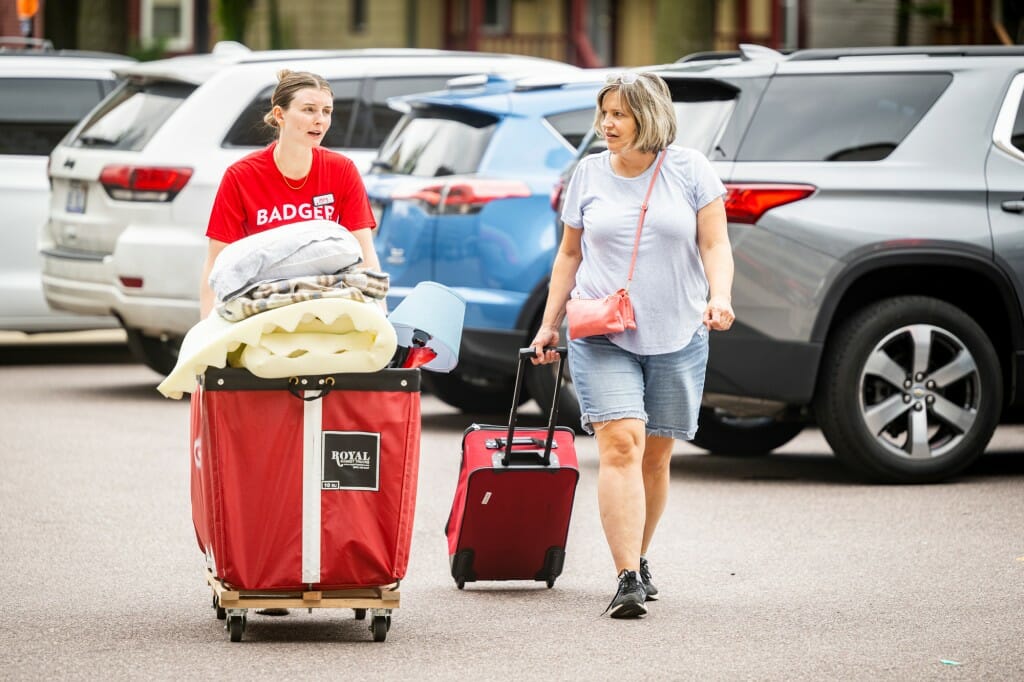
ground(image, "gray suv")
xmin=563 ymin=45 xmax=1024 ymax=483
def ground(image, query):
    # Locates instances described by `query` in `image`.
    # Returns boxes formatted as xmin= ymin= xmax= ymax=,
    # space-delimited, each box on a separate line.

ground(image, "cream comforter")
xmin=157 ymin=298 xmax=397 ymax=399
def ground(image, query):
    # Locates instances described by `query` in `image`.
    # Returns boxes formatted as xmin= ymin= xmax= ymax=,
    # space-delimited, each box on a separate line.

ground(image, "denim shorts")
xmin=568 ymin=325 xmax=709 ymax=440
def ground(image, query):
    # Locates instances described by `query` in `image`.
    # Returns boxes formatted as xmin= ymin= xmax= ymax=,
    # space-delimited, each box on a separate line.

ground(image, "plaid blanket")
xmin=216 ymin=269 xmax=389 ymax=322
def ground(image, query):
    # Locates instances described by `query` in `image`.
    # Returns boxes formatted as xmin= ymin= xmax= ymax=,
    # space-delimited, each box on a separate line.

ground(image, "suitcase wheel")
xmin=354 ymin=608 xmax=367 ymax=620
xmin=456 ymin=577 xmax=465 ymax=590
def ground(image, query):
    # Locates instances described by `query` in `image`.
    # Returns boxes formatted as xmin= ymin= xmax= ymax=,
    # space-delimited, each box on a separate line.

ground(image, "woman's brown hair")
xmin=263 ymin=69 xmax=333 ymax=129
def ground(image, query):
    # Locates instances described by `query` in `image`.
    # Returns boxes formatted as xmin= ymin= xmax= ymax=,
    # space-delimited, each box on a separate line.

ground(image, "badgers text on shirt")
xmin=256 ymin=203 xmax=336 ymax=226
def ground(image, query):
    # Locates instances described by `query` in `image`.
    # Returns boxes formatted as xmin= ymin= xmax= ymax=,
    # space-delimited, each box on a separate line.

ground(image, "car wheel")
xmin=124 ymin=328 xmax=181 ymax=376
xmin=815 ymin=296 xmax=1001 ymax=483
xmin=690 ymin=407 xmax=803 ymax=455
xmin=421 ymin=371 xmax=523 ymax=414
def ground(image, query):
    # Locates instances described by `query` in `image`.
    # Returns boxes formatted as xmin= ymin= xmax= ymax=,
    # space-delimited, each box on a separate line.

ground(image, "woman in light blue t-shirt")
xmin=530 ymin=72 xmax=735 ymax=619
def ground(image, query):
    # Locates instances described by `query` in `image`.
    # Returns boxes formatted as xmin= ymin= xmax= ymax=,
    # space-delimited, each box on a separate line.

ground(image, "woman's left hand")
xmin=703 ymin=295 xmax=734 ymax=331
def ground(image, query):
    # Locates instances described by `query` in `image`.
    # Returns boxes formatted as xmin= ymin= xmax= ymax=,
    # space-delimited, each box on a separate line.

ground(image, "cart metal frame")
xmin=206 ymin=568 xmax=399 ymax=642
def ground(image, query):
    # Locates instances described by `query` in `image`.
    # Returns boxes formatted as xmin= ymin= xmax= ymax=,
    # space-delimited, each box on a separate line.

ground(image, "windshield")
xmin=71 ymin=80 xmax=195 ymax=151
xmin=372 ymin=106 xmax=498 ymax=177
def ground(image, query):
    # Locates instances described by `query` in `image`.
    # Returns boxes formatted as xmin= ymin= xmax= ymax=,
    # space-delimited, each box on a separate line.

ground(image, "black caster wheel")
xmin=354 ymin=608 xmax=367 ymax=620
xmin=456 ymin=578 xmax=465 ymax=590
xmin=546 ymin=578 xmax=555 ymax=589
xmin=371 ymin=616 xmax=388 ymax=642
xmin=228 ymin=615 xmax=245 ymax=642
xmin=214 ymin=595 xmax=226 ymax=620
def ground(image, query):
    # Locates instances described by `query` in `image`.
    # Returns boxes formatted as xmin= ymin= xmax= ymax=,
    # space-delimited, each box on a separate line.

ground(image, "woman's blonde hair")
xmin=593 ymin=72 xmax=676 ymax=153
xmin=263 ymin=69 xmax=333 ymax=130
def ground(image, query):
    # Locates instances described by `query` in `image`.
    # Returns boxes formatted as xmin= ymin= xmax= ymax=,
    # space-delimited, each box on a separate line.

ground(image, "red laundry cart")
xmin=189 ymin=367 xmax=421 ymax=642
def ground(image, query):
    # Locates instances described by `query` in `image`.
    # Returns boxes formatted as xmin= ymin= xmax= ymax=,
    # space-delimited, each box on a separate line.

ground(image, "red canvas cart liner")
xmin=191 ymin=367 xmax=421 ymax=591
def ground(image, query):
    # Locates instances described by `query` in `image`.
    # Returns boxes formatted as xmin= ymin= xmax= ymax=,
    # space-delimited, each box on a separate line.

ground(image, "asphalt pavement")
xmin=1 ymin=338 xmax=1023 ymax=680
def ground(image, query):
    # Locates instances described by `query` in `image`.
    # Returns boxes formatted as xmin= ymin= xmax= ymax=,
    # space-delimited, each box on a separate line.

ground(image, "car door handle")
xmin=1001 ymin=200 xmax=1024 ymax=213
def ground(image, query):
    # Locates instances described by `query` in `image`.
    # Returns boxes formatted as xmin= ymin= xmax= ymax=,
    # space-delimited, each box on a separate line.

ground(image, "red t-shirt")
xmin=206 ymin=143 xmax=376 ymax=244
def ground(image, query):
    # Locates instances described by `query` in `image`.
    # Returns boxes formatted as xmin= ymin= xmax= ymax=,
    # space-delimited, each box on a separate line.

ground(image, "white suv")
xmin=0 ymin=43 xmax=130 ymax=332
xmin=41 ymin=44 xmax=580 ymax=372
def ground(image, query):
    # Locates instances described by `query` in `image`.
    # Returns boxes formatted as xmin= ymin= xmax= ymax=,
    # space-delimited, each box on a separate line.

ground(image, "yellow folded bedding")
xmin=157 ymin=298 xmax=397 ymax=399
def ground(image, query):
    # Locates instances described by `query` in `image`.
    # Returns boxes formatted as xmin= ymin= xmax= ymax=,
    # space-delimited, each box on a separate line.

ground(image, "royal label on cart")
xmin=322 ymin=431 xmax=380 ymax=491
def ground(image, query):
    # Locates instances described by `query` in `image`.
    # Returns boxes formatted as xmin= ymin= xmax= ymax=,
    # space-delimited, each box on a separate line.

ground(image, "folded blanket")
xmin=157 ymin=298 xmax=397 ymax=399
xmin=209 ymin=220 xmax=364 ymax=302
xmin=217 ymin=269 xmax=389 ymax=322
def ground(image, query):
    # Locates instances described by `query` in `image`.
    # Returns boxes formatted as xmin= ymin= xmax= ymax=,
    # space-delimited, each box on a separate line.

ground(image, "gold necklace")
xmin=280 ymin=170 xmax=310 ymax=191
xmin=274 ymin=146 xmax=311 ymax=190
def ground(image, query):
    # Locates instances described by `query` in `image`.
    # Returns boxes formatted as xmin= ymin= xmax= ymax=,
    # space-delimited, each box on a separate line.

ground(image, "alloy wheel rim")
xmin=858 ymin=323 xmax=980 ymax=460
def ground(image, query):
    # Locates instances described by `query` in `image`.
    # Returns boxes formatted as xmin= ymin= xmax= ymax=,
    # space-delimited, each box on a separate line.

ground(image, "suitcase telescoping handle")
xmin=502 ymin=347 xmax=567 ymax=467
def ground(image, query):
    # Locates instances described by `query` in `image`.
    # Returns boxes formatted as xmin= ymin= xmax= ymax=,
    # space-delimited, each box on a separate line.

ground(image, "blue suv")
xmin=365 ymin=74 xmax=601 ymax=418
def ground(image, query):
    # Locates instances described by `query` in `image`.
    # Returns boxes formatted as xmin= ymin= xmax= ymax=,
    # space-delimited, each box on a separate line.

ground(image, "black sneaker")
xmin=639 ymin=557 xmax=659 ymax=601
xmin=604 ymin=569 xmax=648 ymax=618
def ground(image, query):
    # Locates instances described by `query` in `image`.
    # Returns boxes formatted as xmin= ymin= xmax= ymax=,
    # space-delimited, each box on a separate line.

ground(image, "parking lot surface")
xmin=1 ymin=342 xmax=1022 ymax=680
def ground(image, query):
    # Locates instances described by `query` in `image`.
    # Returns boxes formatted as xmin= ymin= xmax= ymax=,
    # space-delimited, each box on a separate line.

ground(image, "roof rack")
xmin=677 ymin=50 xmax=742 ymax=63
xmin=0 ymin=35 xmax=133 ymax=60
xmin=0 ymin=36 xmax=54 ymax=52
xmin=676 ymin=44 xmax=787 ymax=64
xmin=788 ymin=45 xmax=1024 ymax=61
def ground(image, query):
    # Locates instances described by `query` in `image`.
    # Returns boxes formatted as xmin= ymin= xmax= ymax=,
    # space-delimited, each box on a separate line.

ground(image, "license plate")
xmin=66 ymin=181 xmax=86 ymax=214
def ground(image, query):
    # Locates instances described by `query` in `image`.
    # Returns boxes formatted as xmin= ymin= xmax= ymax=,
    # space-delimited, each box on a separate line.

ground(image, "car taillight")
xmin=724 ymin=183 xmax=816 ymax=224
xmin=550 ymin=178 xmax=565 ymax=212
xmin=99 ymin=165 xmax=193 ymax=202
xmin=393 ymin=179 xmax=531 ymax=215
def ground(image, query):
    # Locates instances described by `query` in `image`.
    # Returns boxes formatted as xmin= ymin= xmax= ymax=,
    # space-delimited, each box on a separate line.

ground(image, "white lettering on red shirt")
xmin=256 ymin=203 xmax=335 ymax=226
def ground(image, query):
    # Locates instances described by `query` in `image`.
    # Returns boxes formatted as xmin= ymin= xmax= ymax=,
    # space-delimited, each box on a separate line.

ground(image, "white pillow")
xmin=209 ymin=219 xmax=363 ymax=302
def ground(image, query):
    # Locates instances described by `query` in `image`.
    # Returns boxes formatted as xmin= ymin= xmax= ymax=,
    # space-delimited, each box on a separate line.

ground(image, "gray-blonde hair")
xmin=593 ymin=72 xmax=676 ymax=153
xmin=263 ymin=69 xmax=333 ymax=130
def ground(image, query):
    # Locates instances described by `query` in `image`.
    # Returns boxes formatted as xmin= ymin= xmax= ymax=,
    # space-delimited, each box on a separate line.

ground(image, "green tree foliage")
xmin=217 ymin=0 xmax=255 ymax=43
xmin=657 ymin=0 xmax=714 ymax=63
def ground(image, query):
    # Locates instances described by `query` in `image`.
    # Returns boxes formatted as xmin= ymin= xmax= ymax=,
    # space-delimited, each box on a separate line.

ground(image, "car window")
xmin=351 ymin=76 xmax=454 ymax=149
xmin=223 ymin=79 xmax=362 ymax=149
xmin=323 ymin=79 xmax=362 ymax=148
xmin=0 ymin=77 xmax=110 ymax=155
xmin=673 ymin=100 xmax=736 ymax=155
xmin=1012 ymin=93 xmax=1024 ymax=154
xmin=545 ymin=107 xmax=596 ymax=149
xmin=373 ymin=106 xmax=498 ymax=177
xmin=665 ymin=78 xmax=740 ymax=157
xmin=71 ymin=80 xmax=195 ymax=151
xmin=737 ymin=73 xmax=952 ymax=162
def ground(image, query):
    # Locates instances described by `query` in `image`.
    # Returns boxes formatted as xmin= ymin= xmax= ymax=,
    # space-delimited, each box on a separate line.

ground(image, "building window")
xmin=351 ymin=0 xmax=368 ymax=33
xmin=483 ymin=0 xmax=510 ymax=34
xmin=141 ymin=0 xmax=193 ymax=52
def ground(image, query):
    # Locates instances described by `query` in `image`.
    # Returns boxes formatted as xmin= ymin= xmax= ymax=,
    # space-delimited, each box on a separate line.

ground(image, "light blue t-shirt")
xmin=560 ymin=145 xmax=726 ymax=355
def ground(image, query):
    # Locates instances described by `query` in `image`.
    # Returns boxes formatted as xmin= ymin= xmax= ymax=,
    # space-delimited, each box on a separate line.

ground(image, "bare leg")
xmin=640 ymin=435 xmax=675 ymax=555
xmin=593 ymin=418 xmax=646 ymax=573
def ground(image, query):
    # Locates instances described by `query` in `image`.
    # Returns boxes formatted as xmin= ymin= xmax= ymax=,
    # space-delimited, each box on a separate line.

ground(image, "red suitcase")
xmin=445 ymin=348 xmax=579 ymax=589
xmin=190 ymin=367 xmax=421 ymax=591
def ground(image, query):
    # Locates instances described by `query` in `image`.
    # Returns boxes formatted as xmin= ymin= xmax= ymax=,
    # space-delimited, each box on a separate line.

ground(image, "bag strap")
xmin=625 ymin=149 xmax=667 ymax=290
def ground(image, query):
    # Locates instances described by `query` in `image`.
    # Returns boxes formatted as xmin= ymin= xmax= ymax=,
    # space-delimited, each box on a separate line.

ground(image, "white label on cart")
xmin=303 ymin=394 xmax=323 ymax=584
xmin=321 ymin=432 xmax=380 ymax=491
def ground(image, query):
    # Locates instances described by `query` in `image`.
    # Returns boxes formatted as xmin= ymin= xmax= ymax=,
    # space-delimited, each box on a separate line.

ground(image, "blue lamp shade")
xmin=388 ymin=281 xmax=466 ymax=372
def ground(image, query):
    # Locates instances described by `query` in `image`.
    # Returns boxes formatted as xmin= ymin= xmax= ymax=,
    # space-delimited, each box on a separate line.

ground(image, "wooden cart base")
xmin=206 ymin=568 xmax=400 ymax=642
